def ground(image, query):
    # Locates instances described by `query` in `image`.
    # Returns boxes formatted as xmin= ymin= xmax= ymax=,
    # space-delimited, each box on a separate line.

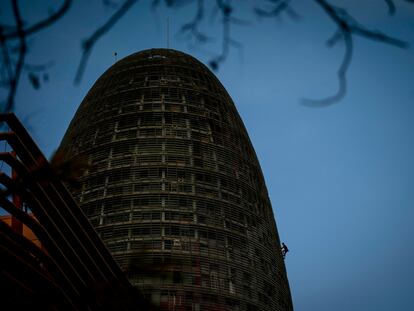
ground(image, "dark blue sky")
xmin=1 ymin=1 xmax=414 ymax=310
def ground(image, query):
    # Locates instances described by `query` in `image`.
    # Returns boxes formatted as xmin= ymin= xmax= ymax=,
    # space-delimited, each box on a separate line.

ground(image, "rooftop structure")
xmin=60 ymin=49 xmax=293 ymax=311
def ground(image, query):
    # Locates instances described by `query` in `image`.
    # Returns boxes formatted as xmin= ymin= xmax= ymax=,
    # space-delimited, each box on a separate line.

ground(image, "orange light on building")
xmin=0 ymin=214 xmax=41 ymax=247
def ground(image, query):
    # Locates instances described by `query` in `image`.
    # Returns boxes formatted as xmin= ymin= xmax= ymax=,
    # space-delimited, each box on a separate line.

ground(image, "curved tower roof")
xmin=60 ymin=49 xmax=293 ymax=311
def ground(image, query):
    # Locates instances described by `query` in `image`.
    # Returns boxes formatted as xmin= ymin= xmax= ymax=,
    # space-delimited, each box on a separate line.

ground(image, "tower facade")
xmin=60 ymin=49 xmax=293 ymax=311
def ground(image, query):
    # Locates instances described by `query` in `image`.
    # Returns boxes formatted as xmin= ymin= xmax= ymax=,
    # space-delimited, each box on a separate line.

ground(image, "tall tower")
xmin=60 ymin=49 xmax=293 ymax=311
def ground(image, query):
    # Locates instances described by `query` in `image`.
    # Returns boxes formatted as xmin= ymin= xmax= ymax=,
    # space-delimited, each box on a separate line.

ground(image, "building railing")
xmin=0 ymin=113 xmax=150 ymax=310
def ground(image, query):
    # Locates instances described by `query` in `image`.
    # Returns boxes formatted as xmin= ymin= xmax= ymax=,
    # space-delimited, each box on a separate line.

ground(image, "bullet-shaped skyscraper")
xmin=60 ymin=49 xmax=293 ymax=311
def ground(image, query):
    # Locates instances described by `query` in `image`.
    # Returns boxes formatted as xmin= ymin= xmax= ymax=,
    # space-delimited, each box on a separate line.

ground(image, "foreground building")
xmin=0 ymin=113 xmax=138 ymax=310
xmin=0 ymin=214 xmax=40 ymax=247
xmin=60 ymin=49 xmax=293 ymax=310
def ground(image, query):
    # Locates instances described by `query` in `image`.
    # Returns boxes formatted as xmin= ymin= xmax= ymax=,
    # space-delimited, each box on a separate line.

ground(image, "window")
xmin=164 ymin=240 xmax=172 ymax=250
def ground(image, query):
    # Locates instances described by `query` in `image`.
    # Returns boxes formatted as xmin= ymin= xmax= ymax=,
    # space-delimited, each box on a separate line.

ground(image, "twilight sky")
xmin=1 ymin=1 xmax=414 ymax=310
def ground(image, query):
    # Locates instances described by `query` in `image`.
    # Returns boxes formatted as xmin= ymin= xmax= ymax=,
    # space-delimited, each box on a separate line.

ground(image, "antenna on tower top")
xmin=167 ymin=17 xmax=170 ymax=49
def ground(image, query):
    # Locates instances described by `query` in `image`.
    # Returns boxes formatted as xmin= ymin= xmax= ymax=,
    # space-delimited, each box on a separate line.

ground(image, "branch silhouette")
xmin=254 ymin=0 xmax=299 ymax=20
xmin=209 ymin=0 xmax=241 ymax=71
xmin=3 ymin=0 xmax=72 ymax=40
xmin=0 ymin=0 xmax=412 ymax=111
xmin=74 ymin=0 xmax=138 ymax=84
xmin=301 ymin=0 xmax=409 ymax=107
xmin=0 ymin=0 xmax=71 ymax=112
xmin=384 ymin=0 xmax=396 ymax=15
xmin=0 ymin=29 xmax=13 ymax=88
xmin=179 ymin=0 xmax=211 ymax=44
xmin=4 ymin=0 xmax=27 ymax=112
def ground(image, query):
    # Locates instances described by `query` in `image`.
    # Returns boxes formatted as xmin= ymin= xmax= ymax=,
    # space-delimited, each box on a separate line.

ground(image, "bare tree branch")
xmin=254 ymin=0 xmax=298 ymax=19
xmin=315 ymin=0 xmax=408 ymax=48
xmin=208 ymin=0 xmax=232 ymax=70
xmin=302 ymin=31 xmax=353 ymax=107
xmin=3 ymin=0 xmax=72 ymax=40
xmin=74 ymin=0 xmax=138 ymax=84
xmin=350 ymin=25 xmax=407 ymax=48
xmin=4 ymin=0 xmax=27 ymax=112
xmin=302 ymin=0 xmax=409 ymax=106
xmin=0 ymin=29 xmax=13 ymax=87
xmin=0 ymin=0 xmax=412 ymax=110
xmin=384 ymin=0 xmax=396 ymax=15
xmin=180 ymin=0 xmax=211 ymax=44
xmin=0 ymin=1 xmax=71 ymax=112
xmin=164 ymin=0 xmax=194 ymax=8
xmin=326 ymin=29 xmax=342 ymax=47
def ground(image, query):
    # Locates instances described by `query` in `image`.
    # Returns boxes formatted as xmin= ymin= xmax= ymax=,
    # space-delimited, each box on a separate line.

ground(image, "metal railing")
xmin=0 ymin=113 xmax=149 ymax=310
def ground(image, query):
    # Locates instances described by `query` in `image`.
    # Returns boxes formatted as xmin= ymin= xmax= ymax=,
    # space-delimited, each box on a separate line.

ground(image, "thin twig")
xmin=3 ymin=0 xmax=72 ymax=40
xmin=326 ymin=29 xmax=342 ymax=47
xmin=74 ymin=0 xmax=138 ymax=84
xmin=350 ymin=26 xmax=407 ymax=48
xmin=209 ymin=0 xmax=233 ymax=70
xmin=302 ymin=0 xmax=409 ymax=106
xmin=384 ymin=0 xmax=396 ymax=15
xmin=302 ymin=31 xmax=353 ymax=107
xmin=0 ymin=28 xmax=13 ymax=87
xmin=5 ymin=0 xmax=27 ymax=112
xmin=180 ymin=0 xmax=210 ymax=44
xmin=254 ymin=0 xmax=295 ymax=18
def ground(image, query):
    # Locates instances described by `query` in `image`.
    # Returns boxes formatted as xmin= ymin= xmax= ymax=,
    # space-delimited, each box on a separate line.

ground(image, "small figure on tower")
xmin=281 ymin=242 xmax=289 ymax=259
